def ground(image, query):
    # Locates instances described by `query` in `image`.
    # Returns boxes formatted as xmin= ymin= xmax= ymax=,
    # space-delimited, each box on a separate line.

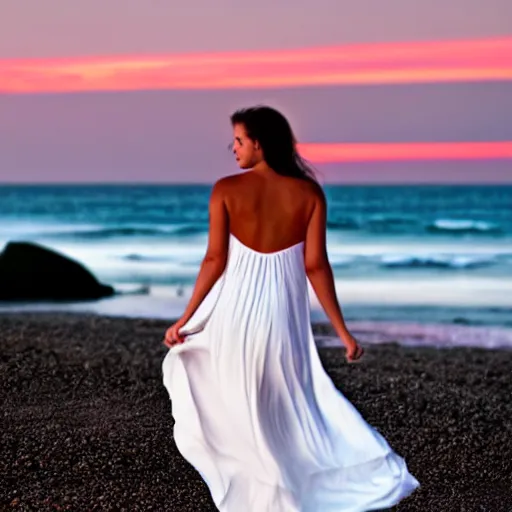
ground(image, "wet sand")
xmin=1 ymin=312 xmax=511 ymax=511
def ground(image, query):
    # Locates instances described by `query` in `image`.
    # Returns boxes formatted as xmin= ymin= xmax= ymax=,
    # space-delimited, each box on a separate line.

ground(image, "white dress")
xmin=162 ymin=233 xmax=420 ymax=511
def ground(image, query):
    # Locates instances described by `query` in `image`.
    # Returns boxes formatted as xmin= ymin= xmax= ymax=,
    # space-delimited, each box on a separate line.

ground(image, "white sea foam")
xmin=428 ymin=219 xmax=501 ymax=233
xmin=379 ymin=253 xmax=497 ymax=269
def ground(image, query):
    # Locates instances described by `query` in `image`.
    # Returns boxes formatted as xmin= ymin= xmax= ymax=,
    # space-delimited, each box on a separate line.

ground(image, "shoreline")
xmin=1 ymin=304 xmax=512 ymax=350
xmin=2 ymin=312 xmax=512 ymax=510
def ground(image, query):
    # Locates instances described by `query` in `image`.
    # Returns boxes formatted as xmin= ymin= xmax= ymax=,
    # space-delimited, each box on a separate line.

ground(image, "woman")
xmin=162 ymin=106 xmax=419 ymax=511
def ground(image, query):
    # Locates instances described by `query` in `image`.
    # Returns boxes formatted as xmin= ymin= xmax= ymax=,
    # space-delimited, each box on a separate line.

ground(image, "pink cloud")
xmin=299 ymin=141 xmax=512 ymax=162
xmin=0 ymin=37 xmax=510 ymax=94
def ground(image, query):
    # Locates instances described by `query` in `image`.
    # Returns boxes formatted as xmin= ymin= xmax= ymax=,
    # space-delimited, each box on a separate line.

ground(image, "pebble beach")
xmin=2 ymin=312 xmax=511 ymax=511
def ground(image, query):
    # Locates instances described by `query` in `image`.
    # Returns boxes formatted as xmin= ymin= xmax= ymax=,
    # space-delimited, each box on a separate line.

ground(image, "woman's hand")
xmin=339 ymin=331 xmax=365 ymax=363
xmin=163 ymin=317 xmax=188 ymax=349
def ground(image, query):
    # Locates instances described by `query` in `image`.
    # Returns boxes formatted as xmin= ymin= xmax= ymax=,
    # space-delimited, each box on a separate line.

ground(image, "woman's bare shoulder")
xmin=293 ymin=178 xmax=325 ymax=205
xmin=211 ymin=173 xmax=244 ymax=195
xmin=214 ymin=173 xmax=324 ymax=203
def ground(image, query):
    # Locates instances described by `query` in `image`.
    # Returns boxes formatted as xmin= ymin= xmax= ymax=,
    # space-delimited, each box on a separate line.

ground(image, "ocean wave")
xmin=44 ymin=224 xmax=207 ymax=239
xmin=329 ymin=256 xmax=356 ymax=268
xmin=81 ymin=227 xmax=168 ymax=238
xmin=380 ymin=254 xmax=496 ymax=269
xmin=169 ymin=225 xmax=208 ymax=236
xmin=17 ymin=218 xmax=506 ymax=242
xmin=121 ymin=254 xmax=175 ymax=262
xmin=119 ymin=253 xmax=204 ymax=266
xmin=366 ymin=215 xmax=419 ymax=232
xmin=426 ymin=219 xmax=502 ymax=234
xmin=327 ymin=216 xmax=418 ymax=232
xmin=118 ymin=251 xmax=508 ymax=271
xmin=327 ymin=219 xmax=360 ymax=230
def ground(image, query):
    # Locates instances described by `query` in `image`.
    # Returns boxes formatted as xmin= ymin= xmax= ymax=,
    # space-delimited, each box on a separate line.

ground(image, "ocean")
xmin=1 ymin=184 xmax=511 ymax=348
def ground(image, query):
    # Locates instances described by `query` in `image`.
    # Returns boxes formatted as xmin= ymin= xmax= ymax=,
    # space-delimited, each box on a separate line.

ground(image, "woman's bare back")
xmin=224 ymin=171 xmax=319 ymax=254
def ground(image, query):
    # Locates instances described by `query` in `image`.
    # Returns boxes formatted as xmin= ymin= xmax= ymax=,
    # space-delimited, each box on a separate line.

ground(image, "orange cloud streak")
xmin=298 ymin=141 xmax=512 ymax=163
xmin=0 ymin=37 xmax=511 ymax=94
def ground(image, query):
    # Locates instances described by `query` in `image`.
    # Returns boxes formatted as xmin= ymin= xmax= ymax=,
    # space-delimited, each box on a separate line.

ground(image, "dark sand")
xmin=1 ymin=313 xmax=511 ymax=511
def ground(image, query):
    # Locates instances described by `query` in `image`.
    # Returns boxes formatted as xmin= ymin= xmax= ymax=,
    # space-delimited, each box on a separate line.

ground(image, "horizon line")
xmin=1 ymin=174 xmax=512 ymax=186
xmin=1 ymin=182 xmax=512 ymax=187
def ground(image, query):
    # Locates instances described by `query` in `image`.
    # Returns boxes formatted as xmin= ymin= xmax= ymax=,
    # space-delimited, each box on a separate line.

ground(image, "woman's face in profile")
xmin=231 ymin=123 xmax=259 ymax=169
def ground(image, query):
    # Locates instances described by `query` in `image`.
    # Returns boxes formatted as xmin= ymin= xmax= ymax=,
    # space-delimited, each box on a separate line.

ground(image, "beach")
xmin=2 ymin=312 xmax=511 ymax=511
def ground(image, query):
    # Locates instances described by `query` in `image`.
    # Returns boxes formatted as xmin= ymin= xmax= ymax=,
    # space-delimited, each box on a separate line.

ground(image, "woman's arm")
xmin=179 ymin=179 xmax=230 ymax=324
xmin=303 ymin=186 xmax=356 ymax=348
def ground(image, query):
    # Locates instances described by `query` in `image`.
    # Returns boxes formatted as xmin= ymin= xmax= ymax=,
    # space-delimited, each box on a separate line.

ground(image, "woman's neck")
xmin=251 ymin=161 xmax=275 ymax=176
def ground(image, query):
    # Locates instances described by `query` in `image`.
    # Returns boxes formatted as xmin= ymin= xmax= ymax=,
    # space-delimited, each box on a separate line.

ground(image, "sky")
xmin=0 ymin=0 xmax=511 ymax=183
